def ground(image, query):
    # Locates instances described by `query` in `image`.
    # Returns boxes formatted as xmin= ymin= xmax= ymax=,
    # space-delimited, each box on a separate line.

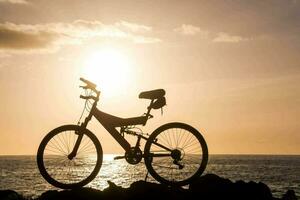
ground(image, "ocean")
xmin=0 ymin=155 xmax=299 ymax=198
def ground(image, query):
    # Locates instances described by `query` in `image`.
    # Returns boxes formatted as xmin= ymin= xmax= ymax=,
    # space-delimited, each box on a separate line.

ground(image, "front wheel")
xmin=37 ymin=125 xmax=103 ymax=189
xmin=144 ymin=122 xmax=208 ymax=186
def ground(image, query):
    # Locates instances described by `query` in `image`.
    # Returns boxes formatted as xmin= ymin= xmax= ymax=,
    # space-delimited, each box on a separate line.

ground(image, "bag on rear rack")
xmin=151 ymin=97 xmax=166 ymax=109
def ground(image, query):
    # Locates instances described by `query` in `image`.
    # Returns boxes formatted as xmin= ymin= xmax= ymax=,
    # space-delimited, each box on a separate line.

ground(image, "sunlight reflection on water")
xmin=38 ymin=154 xmax=153 ymax=192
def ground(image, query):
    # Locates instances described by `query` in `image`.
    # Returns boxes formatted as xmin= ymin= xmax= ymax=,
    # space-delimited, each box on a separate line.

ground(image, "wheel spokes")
xmin=147 ymin=126 xmax=204 ymax=183
xmin=43 ymin=131 xmax=98 ymax=185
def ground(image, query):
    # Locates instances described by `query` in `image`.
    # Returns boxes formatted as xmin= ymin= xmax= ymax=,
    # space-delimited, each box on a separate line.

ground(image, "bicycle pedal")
xmin=114 ymin=156 xmax=125 ymax=160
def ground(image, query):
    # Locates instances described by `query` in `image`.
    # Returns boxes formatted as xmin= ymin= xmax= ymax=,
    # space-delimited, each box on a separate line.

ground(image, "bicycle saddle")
xmin=139 ymin=89 xmax=165 ymax=99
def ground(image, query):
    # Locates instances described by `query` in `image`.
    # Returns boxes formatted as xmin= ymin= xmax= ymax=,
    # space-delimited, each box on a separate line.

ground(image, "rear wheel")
xmin=37 ymin=125 xmax=103 ymax=189
xmin=144 ymin=122 xmax=208 ymax=186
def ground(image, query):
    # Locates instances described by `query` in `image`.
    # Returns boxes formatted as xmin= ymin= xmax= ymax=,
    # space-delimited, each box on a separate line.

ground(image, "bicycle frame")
xmin=93 ymin=106 xmax=172 ymax=154
xmin=93 ymin=107 xmax=148 ymax=151
xmin=68 ymin=97 xmax=154 ymax=159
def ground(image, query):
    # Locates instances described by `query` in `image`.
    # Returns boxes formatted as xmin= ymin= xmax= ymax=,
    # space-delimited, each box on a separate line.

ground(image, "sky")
xmin=0 ymin=0 xmax=299 ymax=155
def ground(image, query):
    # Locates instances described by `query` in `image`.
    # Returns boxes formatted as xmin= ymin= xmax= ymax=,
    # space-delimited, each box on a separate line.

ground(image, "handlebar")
xmin=80 ymin=77 xmax=96 ymax=88
xmin=79 ymin=77 xmax=100 ymax=101
xmin=79 ymin=77 xmax=99 ymax=93
xmin=79 ymin=95 xmax=98 ymax=101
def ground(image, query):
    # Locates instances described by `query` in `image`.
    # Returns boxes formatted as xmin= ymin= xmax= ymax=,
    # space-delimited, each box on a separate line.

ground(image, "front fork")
xmin=67 ymin=129 xmax=84 ymax=160
xmin=68 ymin=111 xmax=93 ymax=160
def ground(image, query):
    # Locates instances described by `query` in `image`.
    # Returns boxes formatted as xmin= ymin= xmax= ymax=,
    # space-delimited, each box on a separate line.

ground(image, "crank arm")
xmin=114 ymin=155 xmax=125 ymax=160
xmin=147 ymin=153 xmax=171 ymax=158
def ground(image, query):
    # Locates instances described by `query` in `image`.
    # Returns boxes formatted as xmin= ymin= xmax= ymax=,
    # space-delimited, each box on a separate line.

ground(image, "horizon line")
xmin=0 ymin=153 xmax=300 ymax=156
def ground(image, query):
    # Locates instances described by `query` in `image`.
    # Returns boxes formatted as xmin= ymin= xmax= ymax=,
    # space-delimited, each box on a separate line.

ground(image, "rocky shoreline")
xmin=0 ymin=174 xmax=298 ymax=200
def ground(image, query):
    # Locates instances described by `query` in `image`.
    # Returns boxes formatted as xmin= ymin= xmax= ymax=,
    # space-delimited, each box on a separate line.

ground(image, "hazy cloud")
xmin=0 ymin=0 xmax=28 ymax=4
xmin=0 ymin=20 xmax=161 ymax=53
xmin=174 ymin=24 xmax=209 ymax=36
xmin=131 ymin=36 xmax=161 ymax=43
xmin=0 ymin=24 xmax=58 ymax=50
xmin=213 ymin=32 xmax=248 ymax=43
xmin=117 ymin=21 xmax=152 ymax=33
xmin=174 ymin=24 xmax=250 ymax=43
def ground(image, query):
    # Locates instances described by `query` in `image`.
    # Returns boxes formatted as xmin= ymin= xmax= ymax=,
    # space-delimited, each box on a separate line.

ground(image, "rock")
xmin=101 ymin=180 xmax=127 ymax=199
xmin=234 ymin=180 xmax=273 ymax=200
xmin=0 ymin=190 xmax=24 ymax=200
xmin=127 ymin=180 xmax=186 ymax=200
xmin=189 ymin=174 xmax=274 ymax=200
xmin=0 ymin=174 xmax=298 ymax=200
xmin=189 ymin=173 xmax=233 ymax=193
xmin=38 ymin=188 xmax=103 ymax=200
xmin=282 ymin=190 xmax=297 ymax=200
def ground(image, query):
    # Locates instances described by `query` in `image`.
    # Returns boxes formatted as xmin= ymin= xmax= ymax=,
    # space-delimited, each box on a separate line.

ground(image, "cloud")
xmin=0 ymin=20 xmax=161 ymax=53
xmin=213 ymin=32 xmax=248 ymax=43
xmin=174 ymin=24 xmax=250 ymax=43
xmin=0 ymin=0 xmax=28 ymax=4
xmin=0 ymin=24 xmax=58 ymax=50
xmin=117 ymin=21 xmax=152 ymax=32
xmin=131 ymin=36 xmax=161 ymax=43
xmin=174 ymin=24 xmax=209 ymax=36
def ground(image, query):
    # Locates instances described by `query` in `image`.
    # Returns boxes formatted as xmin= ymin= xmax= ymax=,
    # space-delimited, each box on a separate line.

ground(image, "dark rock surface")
xmin=0 ymin=190 xmax=26 ymax=200
xmin=0 ymin=174 xmax=298 ymax=200
xmin=189 ymin=174 xmax=274 ymax=200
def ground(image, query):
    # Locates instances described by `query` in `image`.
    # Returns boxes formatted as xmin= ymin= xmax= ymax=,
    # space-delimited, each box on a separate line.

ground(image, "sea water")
xmin=0 ymin=155 xmax=299 ymax=198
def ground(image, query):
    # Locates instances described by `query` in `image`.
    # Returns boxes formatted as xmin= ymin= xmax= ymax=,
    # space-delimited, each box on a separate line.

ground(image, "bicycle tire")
xmin=144 ymin=122 xmax=208 ymax=186
xmin=37 ymin=124 xmax=103 ymax=189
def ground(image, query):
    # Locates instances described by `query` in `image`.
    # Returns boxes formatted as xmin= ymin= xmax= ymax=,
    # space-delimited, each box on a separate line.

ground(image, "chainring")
xmin=125 ymin=147 xmax=143 ymax=165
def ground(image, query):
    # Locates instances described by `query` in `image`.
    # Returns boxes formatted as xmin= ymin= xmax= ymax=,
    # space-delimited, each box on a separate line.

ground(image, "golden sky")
xmin=0 ymin=0 xmax=299 ymax=155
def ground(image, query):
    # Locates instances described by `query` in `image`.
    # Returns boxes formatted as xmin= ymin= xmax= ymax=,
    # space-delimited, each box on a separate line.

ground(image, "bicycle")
xmin=37 ymin=78 xmax=208 ymax=189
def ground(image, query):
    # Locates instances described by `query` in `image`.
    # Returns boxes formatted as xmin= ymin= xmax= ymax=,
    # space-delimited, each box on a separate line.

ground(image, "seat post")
xmin=145 ymin=99 xmax=154 ymax=119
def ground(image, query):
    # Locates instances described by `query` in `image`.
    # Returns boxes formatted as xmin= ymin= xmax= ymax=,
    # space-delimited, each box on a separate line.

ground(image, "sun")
xmin=81 ymin=47 xmax=132 ymax=97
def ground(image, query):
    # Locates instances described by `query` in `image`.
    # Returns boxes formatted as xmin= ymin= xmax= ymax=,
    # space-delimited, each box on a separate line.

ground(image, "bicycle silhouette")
xmin=37 ymin=78 xmax=208 ymax=189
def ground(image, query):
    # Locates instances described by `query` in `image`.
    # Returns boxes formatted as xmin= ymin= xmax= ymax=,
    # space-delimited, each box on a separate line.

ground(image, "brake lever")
xmin=80 ymin=95 xmax=98 ymax=101
xmin=79 ymin=85 xmax=89 ymax=89
xmin=80 ymin=85 xmax=100 ymax=95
